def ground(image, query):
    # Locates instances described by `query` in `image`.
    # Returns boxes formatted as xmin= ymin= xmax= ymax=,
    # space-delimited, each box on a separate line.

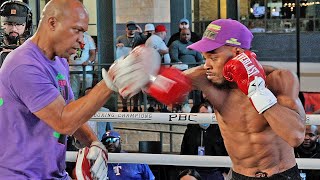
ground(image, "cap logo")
xmin=226 ymin=38 xmax=241 ymax=46
xmin=203 ymin=24 xmax=221 ymax=40
xmin=10 ymin=9 xmax=17 ymax=15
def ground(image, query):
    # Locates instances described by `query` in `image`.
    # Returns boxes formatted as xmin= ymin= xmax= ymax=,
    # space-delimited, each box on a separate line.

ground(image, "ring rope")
xmin=66 ymin=152 xmax=320 ymax=169
xmin=91 ymin=112 xmax=320 ymax=125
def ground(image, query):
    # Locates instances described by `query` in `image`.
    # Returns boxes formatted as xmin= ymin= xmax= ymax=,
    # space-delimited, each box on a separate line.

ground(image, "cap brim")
xmin=187 ymin=38 xmax=224 ymax=52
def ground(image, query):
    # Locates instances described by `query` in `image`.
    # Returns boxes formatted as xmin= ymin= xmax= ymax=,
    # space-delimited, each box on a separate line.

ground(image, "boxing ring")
xmin=66 ymin=112 xmax=320 ymax=170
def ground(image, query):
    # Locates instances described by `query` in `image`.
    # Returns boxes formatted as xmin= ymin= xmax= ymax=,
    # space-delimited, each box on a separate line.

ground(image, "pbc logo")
xmin=169 ymin=113 xmax=197 ymax=122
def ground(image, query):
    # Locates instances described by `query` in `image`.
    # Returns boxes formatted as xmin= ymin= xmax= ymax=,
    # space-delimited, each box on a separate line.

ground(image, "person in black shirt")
xmin=295 ymin=125 xmax=320 ymax=180
xmin=167 ymin=18 xmax=201 ymax=47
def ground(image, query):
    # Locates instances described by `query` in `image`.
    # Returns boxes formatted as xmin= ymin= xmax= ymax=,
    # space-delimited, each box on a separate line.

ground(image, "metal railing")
xmin=193 ymin=18 xmax=320 ymax=34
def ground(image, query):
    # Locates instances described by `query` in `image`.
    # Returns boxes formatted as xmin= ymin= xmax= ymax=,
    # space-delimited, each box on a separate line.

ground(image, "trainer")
xmin=185 ymin=19 xmax=306 ymax=179
xmin=0 ymin=0 xmax=158 ymax=179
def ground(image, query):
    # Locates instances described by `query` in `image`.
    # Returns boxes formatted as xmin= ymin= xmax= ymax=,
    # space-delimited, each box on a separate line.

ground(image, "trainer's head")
xmin=34 ymin=0 xmax=89 ymax=60
xmin=101 ymin=130 xmax=121 ymax=153
xmin=301 ymin=125 xmax=319 ymax=149
xmin=187 ymin=19 xmax=253 ymax=53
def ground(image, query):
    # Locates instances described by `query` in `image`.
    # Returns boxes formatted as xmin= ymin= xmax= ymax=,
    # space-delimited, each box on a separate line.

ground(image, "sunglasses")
xmin=102 ymin=137 xmax=119 ymax=144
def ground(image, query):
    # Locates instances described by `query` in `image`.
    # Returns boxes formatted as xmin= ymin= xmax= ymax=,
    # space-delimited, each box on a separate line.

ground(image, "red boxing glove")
xmin=223 ymin=50 xmax=277 ymax=114
xmin=145 ymin=67 xmax=192 ymax=105
xmin=75 ymin=141 xmax=109 ymax=180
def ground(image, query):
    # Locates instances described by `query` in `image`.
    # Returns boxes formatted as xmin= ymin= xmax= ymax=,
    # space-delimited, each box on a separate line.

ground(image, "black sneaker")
xmin=122 ymin=107 xmax=128 ymax=112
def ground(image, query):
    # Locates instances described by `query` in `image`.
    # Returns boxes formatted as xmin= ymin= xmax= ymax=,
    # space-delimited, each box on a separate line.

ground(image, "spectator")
xmin=0 ymin=0 xmax=33 ymax=66
xmin=170 ymin=28 xmax=204 ymax=71
xmin=178 ymin=169 xmax=202 ymax=180
xmin=133 ymin=23 xmax=155 ymax=48
xmin=115 ymin=21 xmax=141 ymax=112
xmin=167 ymin=18 xmax=201 ymax=47
xmin=130 ymin=23 xmax=156 ymax=112
xmin=69 ymin=32 xmax=96 ymax=99
xmin=101 ymin=130 xmax=155 ymax=180
xmin=181 ymin=102 xmax=228 ymax=180
xmin=145 ymin=24 xmax=171 ymax=65
xmin=115 ymin=21 xmax=140 ymax=58
xmin=295 ymin=125 xmax=320 ymax=180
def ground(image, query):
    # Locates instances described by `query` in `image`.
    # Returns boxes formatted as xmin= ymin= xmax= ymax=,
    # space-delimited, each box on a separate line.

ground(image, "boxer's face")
xmin=203 ymin=46 xmax=234 ymax=88
xmin=52 ymin=7 xmax=89 ymax=59
xmin=2 ymin=22 xmax=26 ymax=37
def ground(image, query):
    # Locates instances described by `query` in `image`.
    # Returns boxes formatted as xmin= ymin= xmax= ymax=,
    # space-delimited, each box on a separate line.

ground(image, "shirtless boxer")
xmin=184 ymin=19 xmax=306 ymax=179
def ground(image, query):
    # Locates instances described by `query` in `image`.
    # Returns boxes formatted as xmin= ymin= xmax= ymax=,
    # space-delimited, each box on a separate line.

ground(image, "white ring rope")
xmin=91 ymin=112 xmax=320 ymax=125
xmin=72 ymin=112 xmax=320 ymax=170
xmin=66 ymin=152 xmax=320 ymax=170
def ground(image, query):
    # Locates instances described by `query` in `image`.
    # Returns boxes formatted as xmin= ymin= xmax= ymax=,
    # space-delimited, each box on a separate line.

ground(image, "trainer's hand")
xmin=103 ymin=45 xmax=161 ymax=98
xmin=74 ymin=142 xmax=108 ymax=180
xmin=87 ymin=141 xmax=108 ymax=179
xmin=145 ymin=67 xmax=192 ymax=105
xmin=223 ymin=50 xmax=277 ymax=114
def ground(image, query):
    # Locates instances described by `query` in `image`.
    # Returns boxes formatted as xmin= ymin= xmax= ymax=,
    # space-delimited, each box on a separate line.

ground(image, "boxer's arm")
xmin=34 ymin=80 xmax=112 ymax=135
xmin=263 ymin=65 xmax=277 ymax=75
xmin=263 ymin=70 xmax=306 ymax=147
xmin=183 ymin=66 xmax=227 ymax=109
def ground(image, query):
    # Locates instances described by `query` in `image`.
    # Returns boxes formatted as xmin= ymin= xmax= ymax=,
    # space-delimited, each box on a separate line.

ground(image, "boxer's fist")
xmin=75 ymin=141 xmax=108 ymax=180
xmin=103 ymin=45 xmax=161 ymax=98
xmin=223 ymin=51 xmax=277 ymax=114
xmin=145 ymin=67 xmax=192 ymax=105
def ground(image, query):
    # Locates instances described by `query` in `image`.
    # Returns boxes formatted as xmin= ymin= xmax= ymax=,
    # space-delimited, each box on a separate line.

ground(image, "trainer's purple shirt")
xmin=0 ymin=40 xmax=73 ymax=179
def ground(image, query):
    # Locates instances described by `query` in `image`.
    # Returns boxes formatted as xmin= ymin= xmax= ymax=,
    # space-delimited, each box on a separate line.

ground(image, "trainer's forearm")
xmin=73 ymin=123 xmax=98 ymax=147
xmin=61 ymin=81 xmax=112 ymax=134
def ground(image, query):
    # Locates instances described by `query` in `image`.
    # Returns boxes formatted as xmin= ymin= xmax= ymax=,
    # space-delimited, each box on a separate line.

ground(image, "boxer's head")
xmin=36 ymin=0 xmax=89 ymax=59
xmin=0 ymin=0 xmax=32 ymax=46
xmin=188 ymin=19 xmax=253 ymax=88
xmin=301 ymin=125 xmax=319 ymax=149
xmin=101 ymin=130 xmax=121 ymax=153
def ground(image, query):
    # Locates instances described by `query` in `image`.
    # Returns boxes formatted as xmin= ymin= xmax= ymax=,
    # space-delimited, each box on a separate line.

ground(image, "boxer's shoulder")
xmin=266 ymin=69 xmax=299 ymax=96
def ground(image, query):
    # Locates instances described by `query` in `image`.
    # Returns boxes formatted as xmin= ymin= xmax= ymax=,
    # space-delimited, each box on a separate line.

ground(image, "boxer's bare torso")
xmin=185 ymin=65 xmax=305 ymax=177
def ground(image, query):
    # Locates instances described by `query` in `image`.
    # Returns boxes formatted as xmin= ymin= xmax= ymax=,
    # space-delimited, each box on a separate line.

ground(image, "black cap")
xmin=0 ymin=1 xmax=29 ymax=24
xmin=126 ymin=21 xmax=137 ymax=30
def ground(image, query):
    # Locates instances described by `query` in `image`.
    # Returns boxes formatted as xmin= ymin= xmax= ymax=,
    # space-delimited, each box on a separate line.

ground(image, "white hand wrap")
xmin=248 ymin=76 xmax=277 ymax=114
xmin=87 ymin=141 xmax=108 ymax=180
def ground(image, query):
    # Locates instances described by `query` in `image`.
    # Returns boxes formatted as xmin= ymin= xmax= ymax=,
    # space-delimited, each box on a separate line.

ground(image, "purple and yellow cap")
xmin=187 ymin=19 xmax=253 ymax=52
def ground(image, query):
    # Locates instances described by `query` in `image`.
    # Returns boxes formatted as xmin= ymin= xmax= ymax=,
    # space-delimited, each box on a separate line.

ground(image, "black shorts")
xmin=231 ymin=164 xmax=301 ymax=180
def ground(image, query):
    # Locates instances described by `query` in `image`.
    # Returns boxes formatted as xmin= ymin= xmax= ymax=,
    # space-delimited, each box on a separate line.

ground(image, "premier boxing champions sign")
xmin=91 ymin=112 xmax=217 ymax=124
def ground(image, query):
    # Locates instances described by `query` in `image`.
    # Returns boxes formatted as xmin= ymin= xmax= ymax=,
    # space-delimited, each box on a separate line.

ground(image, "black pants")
xmin=231 ymin=164 xmax=301 ymax=180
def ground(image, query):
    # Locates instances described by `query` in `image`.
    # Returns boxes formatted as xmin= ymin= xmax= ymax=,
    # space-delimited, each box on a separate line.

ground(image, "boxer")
xmin=184 ymin=19 xmax=306 ymax=179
